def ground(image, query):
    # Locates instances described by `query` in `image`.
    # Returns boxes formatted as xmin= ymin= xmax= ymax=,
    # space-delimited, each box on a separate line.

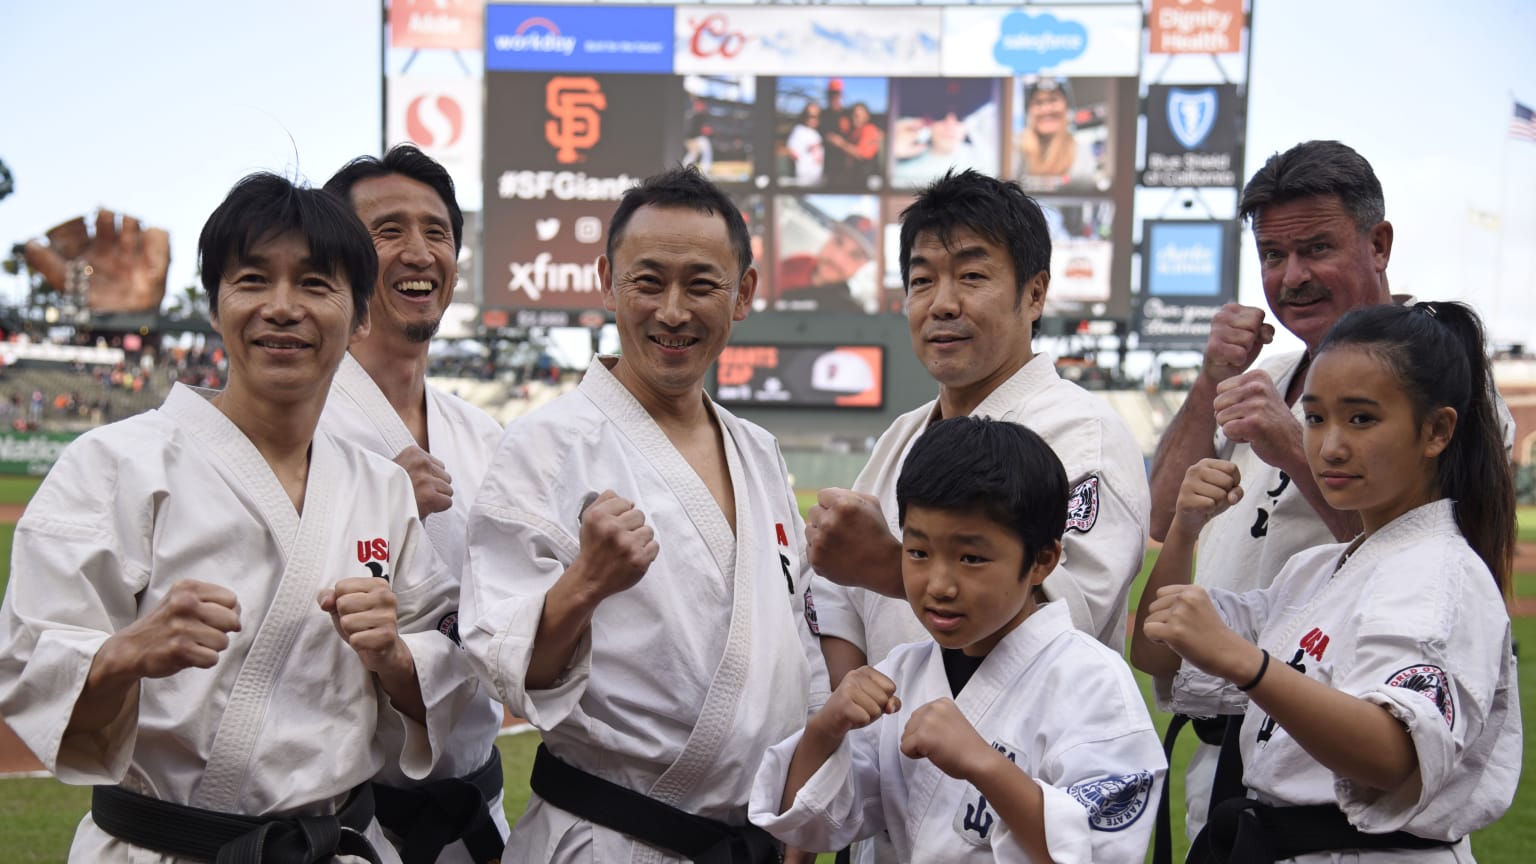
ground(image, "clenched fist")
xmin=23 ymin=210 xmax=170 ymax=313
xmin=394 ymin=445 xmax=452 ymax=519
xmin=1172 ymin=459 xmax=1243 ymax=536
xmin=811 ymin=665 xmax=901 ymax=740
xmin=574 ymin=490 xmax=659 ymax=603
xmin=1202 ymin=303 xmax=1274 ymax=386
xmin=319 ymin=577 xmax=409 ymax=674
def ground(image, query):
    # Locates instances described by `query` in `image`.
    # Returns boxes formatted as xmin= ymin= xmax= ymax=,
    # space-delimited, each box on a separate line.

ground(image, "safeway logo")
xmin=405 ymin=93 xmax=464 ymax=149
xmin=689 ymin=13 xmax=747 ymax=58
xmin=545 ymin=77 xmax=607 ymax=164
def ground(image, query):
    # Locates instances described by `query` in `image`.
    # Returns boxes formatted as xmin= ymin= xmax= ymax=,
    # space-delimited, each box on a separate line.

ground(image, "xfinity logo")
xmin=508 ymin=253 xmax=601 ymax=301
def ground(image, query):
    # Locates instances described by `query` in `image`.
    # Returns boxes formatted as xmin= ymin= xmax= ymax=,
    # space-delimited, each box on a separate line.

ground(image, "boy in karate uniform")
xmin=751 ymin=417 xmax=1165 ymax=862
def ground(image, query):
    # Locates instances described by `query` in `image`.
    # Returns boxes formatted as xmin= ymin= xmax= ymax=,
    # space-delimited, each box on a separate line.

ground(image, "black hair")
xmin=198 ymin=172 xmax=375 ymax=329
xmin=605 ymin=165 xmax=753 ymax=280
xmin=1318 ymin=301 xmax=1514 ymax=591
xmin=323 ymin=144 xmax=464 ymax=253
xmin=899 ymin=169 xmax=1050 ymax=336
xmin=897 ymin=416 xmax=1068 ymax=571
xmin=1239 ymin=140 xmax=1385 ymax=234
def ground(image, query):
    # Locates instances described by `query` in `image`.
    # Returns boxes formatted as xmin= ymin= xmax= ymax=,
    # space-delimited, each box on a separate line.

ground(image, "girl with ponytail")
xmin=1132 ymin=301 xmax=1520 ymax=862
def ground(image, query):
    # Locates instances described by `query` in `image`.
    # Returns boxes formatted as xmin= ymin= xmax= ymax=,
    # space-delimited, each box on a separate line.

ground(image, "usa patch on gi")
xmin=1065 ymin=475 xmax=1101 ymax=533
xmin=1386 ymin=664 xmax=1455 ymax=729
xmin=1067 ymin=771 xmax=1155 ymax=831
xmin=953 ymin=740 xmax=1020 ymax=845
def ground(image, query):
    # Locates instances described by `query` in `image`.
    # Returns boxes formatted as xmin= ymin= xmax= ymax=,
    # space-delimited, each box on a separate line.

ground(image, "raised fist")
xmin=22 ymin=209 xmax=170 ymax=313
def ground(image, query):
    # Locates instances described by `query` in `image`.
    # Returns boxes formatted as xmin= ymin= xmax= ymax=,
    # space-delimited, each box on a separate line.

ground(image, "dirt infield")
xmin=0 ymin=503 xmax=24 ymax=523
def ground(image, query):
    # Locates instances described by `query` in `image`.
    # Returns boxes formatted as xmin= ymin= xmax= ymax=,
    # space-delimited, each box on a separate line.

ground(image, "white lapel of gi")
xmin=646 ymin=406 xmax=759 ymax=805
xmin=332 ymin=352 xmax=417 ymax=456
xmin=163 ymin=387 xmax=346 ymax=811
xmin=901 ymin=604 xmax=1055 ymax=845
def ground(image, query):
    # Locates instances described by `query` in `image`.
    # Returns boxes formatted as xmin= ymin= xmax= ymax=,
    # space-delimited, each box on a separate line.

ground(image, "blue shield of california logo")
xmin=1168 ymin=87 xmax=1218 ymax=150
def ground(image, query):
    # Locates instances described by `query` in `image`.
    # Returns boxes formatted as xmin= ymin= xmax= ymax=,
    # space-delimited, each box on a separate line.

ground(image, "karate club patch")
xmin=803 ymin=587 xmax=821 ymax=636
xmin=437 ymin=612 xmax=462 ymax=648
xmin=1386 ymin=664 xmax=1454 ymax=729
xmin=1065 ymin=475 xmax=1101 ymax=534
xmin=1067 ymin=771 xmax=1155 ymax=832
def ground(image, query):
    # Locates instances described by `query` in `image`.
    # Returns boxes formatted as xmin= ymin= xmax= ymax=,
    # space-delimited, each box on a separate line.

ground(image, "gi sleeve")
xmin=1156 ymin=584 xmax=1275 ymax=716
xmin=1042 ymin=422 xmax=1151 ymax=651
xmin=0 ymin=439 xmax=150 ymax=784
xmin=776 ymin=472 xmax=830 ymax=714
xmin=748 ymin=722 xmax=887 ymax=853
xmin=1332 ymin=551 xmax=1520 ymax=840
xmin=808 ymin=575 xmax=868 ymax=654
xmin=387 ymin=489 xmax=482 ymax=780
xmin=461 ymin=501 xmax=589 ymax=730
xmin=1021 ymin=662 xmax=1167 ymax=864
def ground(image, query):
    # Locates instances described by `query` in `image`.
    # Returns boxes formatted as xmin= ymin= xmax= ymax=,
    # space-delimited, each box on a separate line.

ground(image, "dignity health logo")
xmin=493 ymin=16 xmax=577 ymax=56
xmin=993 ymin=11 xmax=1088 ymax=74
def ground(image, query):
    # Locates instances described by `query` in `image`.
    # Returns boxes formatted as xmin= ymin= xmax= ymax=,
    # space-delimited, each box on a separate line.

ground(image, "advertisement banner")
xmin=1142 ymin=84 xmax=1242 ymax=188
xmin=941 ymin=5 xmax=1142 ymax=78
xmin=484 ymin=72 xmax=675 ymax=309
xmin=1136 ymin=220 xmax=1237 ymax=347
xmin=391 ymin=0 xmax=484 ymax=52
xmin=486 ymin=4 xmax=675 ymax=73
xmin=674 ymin=6 xmax=942 ymax=77
xmin=1148 ymin=0 xmax=1245 ymax=55
xmin=0 ymin=429 xmax=78 ymax=476
xmin=386 ymin=76 xmax=484 ymax=209
xmin=714 ymin=344 xmax=885 ymax=408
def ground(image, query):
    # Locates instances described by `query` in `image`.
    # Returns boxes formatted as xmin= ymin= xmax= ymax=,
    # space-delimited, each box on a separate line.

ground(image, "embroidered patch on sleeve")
xmin=803 ymin=587 xmax=820 ymax=636
xmin=1386 ymin=664 xmax=1454 ymax=729
xmin=1065 ymin=475 xmax=1101 ymax=534
xmin=1067 ymin=771 xmax=1155 ymax=831
xmin=436 ymin=612 xmax=462 ymax=648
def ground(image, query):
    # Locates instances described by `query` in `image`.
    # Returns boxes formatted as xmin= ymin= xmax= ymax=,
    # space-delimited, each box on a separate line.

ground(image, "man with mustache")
xmin=461 ymin=166 xmax=827 ymax=863
xmin=320 ymin=145 xmax=509 ymax=864
xmin=1147 ymin=140 xmax=1398 ymax=845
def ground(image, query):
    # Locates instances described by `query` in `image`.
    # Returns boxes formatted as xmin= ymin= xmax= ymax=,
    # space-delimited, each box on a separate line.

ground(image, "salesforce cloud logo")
xmin=993 ymin=11 xmax=1087 ymax=74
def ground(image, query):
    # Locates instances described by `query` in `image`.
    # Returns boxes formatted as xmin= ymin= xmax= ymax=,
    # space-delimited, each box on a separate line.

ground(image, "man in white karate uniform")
xmin=807 ymin=168 xmax=1149 ymax=677
xmin=0 ymin=173 xmax=470 ymax=863
xmin=462 ymin=166 xmax=828 ymax=864
xmin=803 ymin=168 xmax=1150 ymax=864
xmin=322 ymin=145 xmax=508 ymax=864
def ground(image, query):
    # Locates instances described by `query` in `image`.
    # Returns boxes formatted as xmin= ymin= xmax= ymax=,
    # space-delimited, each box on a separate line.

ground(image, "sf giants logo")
xmin=545 ymin=77 xmax=606 ymax=164
xmin=689 ymin=13 xmax=746 ymax=58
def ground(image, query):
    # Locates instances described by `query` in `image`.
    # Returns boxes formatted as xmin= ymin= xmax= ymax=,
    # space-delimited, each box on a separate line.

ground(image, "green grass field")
xmin=0 ymin=501 xmax=1532 ymax=861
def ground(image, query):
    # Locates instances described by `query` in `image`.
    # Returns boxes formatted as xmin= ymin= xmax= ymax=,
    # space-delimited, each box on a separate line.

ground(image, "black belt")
xmin=529 ymin=743 xmax=781 ymax=864
xmin=373 ymin=745 xmax=507 ymax=864
xmin=1195 ymin=797 xmax=1453 ymax=863
xmin=1152 ymin=714 xmax=1246 ymax=864
xmin=91 ymin=783 xmax=382 ymax=863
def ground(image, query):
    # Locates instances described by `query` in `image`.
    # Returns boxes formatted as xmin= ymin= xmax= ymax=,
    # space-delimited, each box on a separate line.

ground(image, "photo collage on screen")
xmin=487 ymin=68 xmax=1130 ymax=318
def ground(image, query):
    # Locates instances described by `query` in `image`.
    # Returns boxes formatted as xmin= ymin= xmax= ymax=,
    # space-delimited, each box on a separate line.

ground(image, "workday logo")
xmin=992 ymin=11 xmax=1087 ymax=74
xmin=1168 ymin=87 xmax=1218 ymax=149
xmin=494 ymin=17 xmax=577 ymax=56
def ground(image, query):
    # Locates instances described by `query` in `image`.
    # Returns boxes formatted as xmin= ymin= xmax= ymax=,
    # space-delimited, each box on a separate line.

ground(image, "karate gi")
xmin=321 ymin=352 xmax=511 ymax=859
xmin=1177 ymin=350 xmax=1519 ymax=837
xmin=1168 ymin=500 xmax=1520 ymax=862
xmin=750 ymin=602 xmax=1166 ymax=862
xmin=0 ymin=384 xmax=469 ymax=863
xmin=814 ymin=353 xmax=1151 ymax=665
xmin=461 ymin=358 xmax=829 ymax=864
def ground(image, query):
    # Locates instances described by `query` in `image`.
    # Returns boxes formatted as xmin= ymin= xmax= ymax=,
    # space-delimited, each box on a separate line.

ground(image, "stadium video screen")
xmin=713 ymin=344 xmax=885 ymax=409
xmin=478 ymin=3 xmax=1140 ymax=323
